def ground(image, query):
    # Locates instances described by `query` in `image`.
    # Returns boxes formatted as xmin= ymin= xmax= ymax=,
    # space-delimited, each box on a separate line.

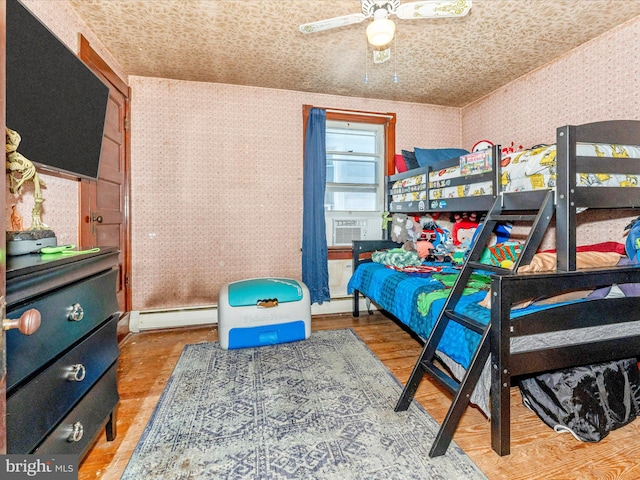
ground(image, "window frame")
xmin=302 ymin=105 xmax=397 ymax=259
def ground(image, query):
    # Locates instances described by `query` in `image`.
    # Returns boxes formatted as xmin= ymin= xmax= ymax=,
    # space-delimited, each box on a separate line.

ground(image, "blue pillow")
xmin=414 ymin=148 xmax=469 ymax=168
xmin=401 ymin=149 xmax=419 ymax=170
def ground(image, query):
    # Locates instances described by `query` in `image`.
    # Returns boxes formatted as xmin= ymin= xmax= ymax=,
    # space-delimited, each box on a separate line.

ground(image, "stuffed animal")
xmin=468 ymin=221 xmax=513 ymax=250
xmin=451 ymin=213 xmax=479 ymax=246
xmin=381 ymin=211 xmax=392 ymax=231
xmin=391 ymin=214 xmax=410 ymax=243
xmin=625 ymin=216 xmax=640 ymax=263
xmin=416 ymin=240 xmax=434 ymax=259
xmin=405 ymin=216 xmax=421 ymax=243
xmin=391 ymin=214 xmax=425 ymax=251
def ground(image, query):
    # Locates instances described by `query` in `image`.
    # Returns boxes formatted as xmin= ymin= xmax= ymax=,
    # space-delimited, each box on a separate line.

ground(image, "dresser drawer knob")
xmin=67 ymin=422 xmax=84 ymax=443
xmin=68 ymin=363 xmax=86 ymax=382
xmin=68 ymin=303 xmax=85 ymax=322
xmin=3 ymin=308 xmax=41 ymax=335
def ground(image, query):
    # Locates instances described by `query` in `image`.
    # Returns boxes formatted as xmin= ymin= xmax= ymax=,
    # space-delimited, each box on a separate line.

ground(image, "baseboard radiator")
xmin=129 ymin=297 xmax=376 ymax=332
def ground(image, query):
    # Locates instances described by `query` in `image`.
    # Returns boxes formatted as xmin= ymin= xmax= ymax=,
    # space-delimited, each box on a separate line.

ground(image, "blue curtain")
xmin=302 ymin=108 xmax=330 ymax=304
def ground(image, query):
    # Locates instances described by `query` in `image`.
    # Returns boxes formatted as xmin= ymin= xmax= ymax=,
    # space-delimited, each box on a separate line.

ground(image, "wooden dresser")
xmin=5 ymin=247 xmax=120 ymax=459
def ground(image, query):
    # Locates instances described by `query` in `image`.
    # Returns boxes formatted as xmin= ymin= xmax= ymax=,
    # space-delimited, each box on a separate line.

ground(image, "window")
xmin=324 ymin=121 xmax=385 ymax=247
xmin=325 ymin=122 xmax=383 ymax=212
xmin=302 ymin=106 xmax=396 ymax=253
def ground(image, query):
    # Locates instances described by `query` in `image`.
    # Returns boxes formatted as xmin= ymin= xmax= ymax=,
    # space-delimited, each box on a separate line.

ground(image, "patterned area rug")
xmin=121 ymin=329 xmax=487 ymax=479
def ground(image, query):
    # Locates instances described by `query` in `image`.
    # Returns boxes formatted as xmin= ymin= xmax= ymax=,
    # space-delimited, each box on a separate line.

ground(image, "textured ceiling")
xmin=68 ymin=0 xmax=640 ymax=107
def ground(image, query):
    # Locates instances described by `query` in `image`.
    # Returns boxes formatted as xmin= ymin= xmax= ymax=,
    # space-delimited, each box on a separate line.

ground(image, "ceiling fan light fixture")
xmin=366 ymin=16 xmax=395 ymax=47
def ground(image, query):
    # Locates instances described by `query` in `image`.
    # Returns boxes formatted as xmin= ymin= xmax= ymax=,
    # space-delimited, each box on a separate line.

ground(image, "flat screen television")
xmin=6 ymin=0 xmax=110 ymax=181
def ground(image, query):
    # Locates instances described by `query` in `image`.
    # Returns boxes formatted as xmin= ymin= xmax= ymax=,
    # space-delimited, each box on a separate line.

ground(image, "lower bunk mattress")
xmin=347 ymin=261 xmax=640 ymax=415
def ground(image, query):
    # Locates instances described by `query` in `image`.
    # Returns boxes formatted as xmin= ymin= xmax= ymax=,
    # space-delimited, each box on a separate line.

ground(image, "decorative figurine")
xmin=10 ymin=205 xmax=23 ymax=231
xmin=6 ymin=127 xmax=48 ymax=230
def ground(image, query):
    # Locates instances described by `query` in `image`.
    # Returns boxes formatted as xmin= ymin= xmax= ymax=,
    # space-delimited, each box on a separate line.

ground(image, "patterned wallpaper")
xmin=7 ymin=1 xmax=640 ymax=312
xmin=461 ymin=16 xmax=640 ymax=149
xmin=129 ymin=79 xmax=462 ymax=310
xmin=461 ymin=15 xmax=640 ymax=250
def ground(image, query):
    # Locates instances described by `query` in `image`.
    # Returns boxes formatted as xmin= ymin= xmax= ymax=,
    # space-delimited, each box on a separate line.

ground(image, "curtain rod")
xmin=324 ymin=109 xmax=394 ymax=119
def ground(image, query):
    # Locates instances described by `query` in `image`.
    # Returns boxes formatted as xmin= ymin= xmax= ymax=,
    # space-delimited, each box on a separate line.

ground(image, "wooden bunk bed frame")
xmin=351 ymin=120 xmax=640 ymax=457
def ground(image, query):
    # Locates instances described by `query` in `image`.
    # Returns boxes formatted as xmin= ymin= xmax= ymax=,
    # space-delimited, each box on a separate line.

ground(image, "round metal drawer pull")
xmin=68 ymin=363 xmax=86 ymax=382
xmin=68 ymin=303 xmax=84 ymax=322
xmin=68 ymin=422 xmax=84 ymax=443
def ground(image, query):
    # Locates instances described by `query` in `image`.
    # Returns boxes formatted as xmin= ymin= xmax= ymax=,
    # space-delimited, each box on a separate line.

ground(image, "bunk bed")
xmin=387 ymin=145 xmax=499 ymax=213
xmin=348 ymin=120 xmax=640 ymax=456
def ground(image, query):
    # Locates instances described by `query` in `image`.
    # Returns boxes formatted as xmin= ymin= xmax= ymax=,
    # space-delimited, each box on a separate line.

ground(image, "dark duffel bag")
xmin=519 ymin=358 xmax=640 ymax=442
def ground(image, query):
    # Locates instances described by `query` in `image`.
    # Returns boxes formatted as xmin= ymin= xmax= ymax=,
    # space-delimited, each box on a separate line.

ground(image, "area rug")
xmin=120 ymin=329 xmax=487 ymax=479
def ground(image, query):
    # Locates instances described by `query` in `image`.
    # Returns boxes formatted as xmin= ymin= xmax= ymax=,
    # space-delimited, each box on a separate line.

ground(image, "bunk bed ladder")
xmin=394 ymin=189 xmax=555 ymax=457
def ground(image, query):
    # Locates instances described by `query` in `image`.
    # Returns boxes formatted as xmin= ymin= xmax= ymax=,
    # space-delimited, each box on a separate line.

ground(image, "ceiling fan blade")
xmin=299 ymin=13 xmax=366 ymax=34
xmin=396 ymin=0 xmax=472 ymax=19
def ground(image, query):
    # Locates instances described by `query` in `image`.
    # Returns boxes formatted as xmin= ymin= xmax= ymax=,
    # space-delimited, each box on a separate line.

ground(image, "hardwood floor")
xmin=79 ymin=313 xmax=640 ymax=479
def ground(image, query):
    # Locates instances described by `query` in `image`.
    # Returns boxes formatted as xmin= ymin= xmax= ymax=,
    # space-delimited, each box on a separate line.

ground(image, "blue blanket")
xmin=347 ymin=262 xmax=489 ymax=369
xmin=348 ymin=262 xmax=588 ymax=371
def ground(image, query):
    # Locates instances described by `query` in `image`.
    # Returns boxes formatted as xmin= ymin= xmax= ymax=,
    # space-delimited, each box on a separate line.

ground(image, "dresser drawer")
xmin=6 ymin=315 xmax=119 ymax=453
xmin=34 ymin=362 xmax=119 ymax=457
xmin=6 ymin=268 xmax=118 ymax=390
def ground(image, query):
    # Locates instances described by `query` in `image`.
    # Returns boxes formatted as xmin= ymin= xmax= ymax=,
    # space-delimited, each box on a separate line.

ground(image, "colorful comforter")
xmin=347 ymin=262 xmax=489 ymax=369
xmin=501 ymin=143 xmax=640 ymax=193
xmin=347 ymin=260 xmax=601 ymax=415
xmin=391 ymin=143 xmax=640 ymax=203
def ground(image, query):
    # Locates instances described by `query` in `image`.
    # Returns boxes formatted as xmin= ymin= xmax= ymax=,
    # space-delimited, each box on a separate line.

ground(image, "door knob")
xmin=92 ymin=215 xmax=103 ymax=223
xmin=3 ymin=308 xmax=41 ymax=335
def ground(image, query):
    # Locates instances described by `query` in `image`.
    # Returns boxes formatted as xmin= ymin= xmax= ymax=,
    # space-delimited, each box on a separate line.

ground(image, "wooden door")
xmin=78 ymin=36 xmax=131 ymax=340
xmin=1 ymin=0 xmax=7 ymax=453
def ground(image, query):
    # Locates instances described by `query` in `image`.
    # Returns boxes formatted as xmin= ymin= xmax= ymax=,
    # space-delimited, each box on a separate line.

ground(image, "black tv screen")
xmin=6 ymin=0 xmax=109 ymax=180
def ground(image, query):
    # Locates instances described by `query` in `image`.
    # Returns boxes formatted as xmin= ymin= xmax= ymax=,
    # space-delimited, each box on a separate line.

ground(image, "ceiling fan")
xmin=299 ymin=0 xmax=473 ymax=49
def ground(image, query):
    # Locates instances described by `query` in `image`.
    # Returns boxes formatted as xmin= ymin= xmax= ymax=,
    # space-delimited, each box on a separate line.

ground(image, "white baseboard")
xmin=128 ymin=297 xmax=376 ymax=332
xmin=129 ymin=306 xmax=217 ymax=332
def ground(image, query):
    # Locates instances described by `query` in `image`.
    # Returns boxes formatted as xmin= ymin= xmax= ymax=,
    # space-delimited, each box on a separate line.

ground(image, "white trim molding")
xmin=128 ymin=298 xmax=376 ymax=332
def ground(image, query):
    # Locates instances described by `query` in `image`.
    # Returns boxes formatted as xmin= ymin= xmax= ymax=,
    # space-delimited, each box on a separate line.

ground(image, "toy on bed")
xmin=624 ymin=215 xmax=640 ymax=263
xmin=450 ymin=212 xmax=479 ymax=247
xmin=418 ymin=216 xmax=453 ymax=262
xmin=388 ymin=213 xmax=468 ymax=263
xmin=390 ymin=213 xmax=420 ymax=251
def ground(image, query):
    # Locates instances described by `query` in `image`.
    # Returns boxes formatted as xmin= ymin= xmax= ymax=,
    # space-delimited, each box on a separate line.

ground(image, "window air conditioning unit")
xmin=333 ymin=219 xmax=368 ymax=246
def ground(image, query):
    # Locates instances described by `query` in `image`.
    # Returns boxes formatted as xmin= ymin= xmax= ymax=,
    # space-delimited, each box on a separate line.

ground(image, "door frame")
xmin=1 ymin=0 xmax=8 ymax=453
xmin=78 ymin=35 xmax=132 ymax=317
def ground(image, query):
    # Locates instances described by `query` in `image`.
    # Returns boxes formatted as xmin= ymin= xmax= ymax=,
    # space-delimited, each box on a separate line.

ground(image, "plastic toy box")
xmin=218 ymin=277 xmax=311 ymax=349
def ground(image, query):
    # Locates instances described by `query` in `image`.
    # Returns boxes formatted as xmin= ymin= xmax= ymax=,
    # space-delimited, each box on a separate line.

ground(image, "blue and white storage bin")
xmin=218 ymin=278 xmax=311 ymax=349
